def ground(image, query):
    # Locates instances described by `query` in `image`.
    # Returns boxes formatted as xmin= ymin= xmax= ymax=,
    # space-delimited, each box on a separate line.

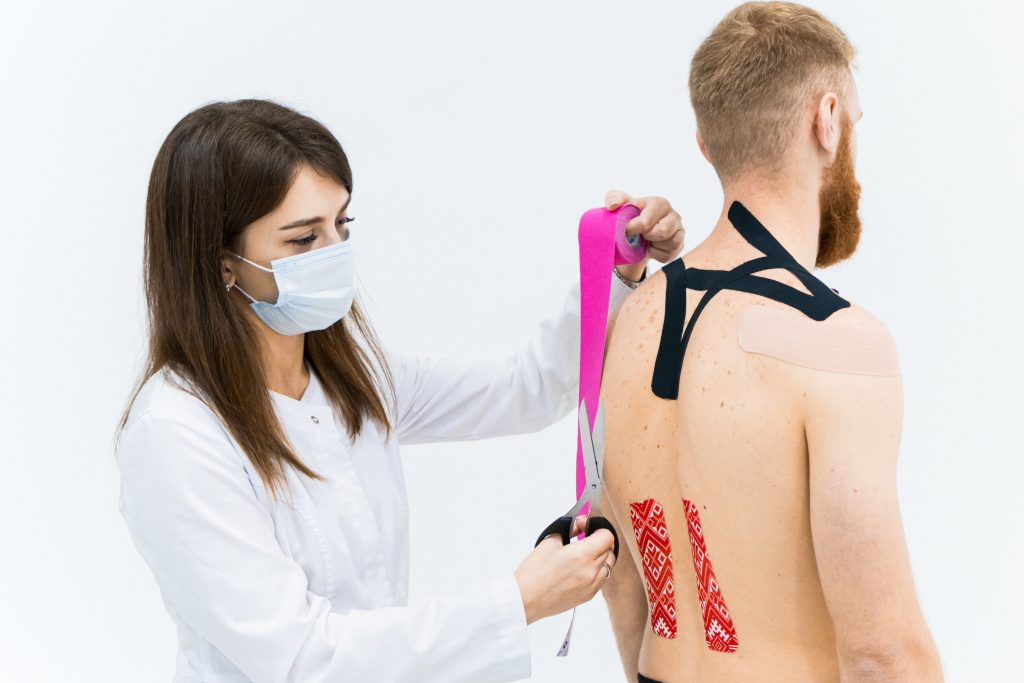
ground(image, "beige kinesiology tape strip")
xmin=738 ymin=306 xmax=900 ymax=376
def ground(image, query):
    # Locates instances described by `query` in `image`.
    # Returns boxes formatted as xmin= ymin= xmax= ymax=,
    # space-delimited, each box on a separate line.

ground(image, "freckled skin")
xmin=601 ymin=265 xmax=841 ymax=682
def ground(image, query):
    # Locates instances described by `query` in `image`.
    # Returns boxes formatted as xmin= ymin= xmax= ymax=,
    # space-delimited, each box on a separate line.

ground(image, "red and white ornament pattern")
xmin=682 ymin=498 xmax=739 ymax=653
xmin=628 ymin=498 xmax=677 ymax=638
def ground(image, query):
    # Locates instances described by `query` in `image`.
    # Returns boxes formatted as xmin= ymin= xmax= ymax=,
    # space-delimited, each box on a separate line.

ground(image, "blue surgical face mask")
xmin=228 ymin=239 xmax=356 ymax=336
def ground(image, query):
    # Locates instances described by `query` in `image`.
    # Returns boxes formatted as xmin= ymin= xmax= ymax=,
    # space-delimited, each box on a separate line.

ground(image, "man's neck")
xmin=710 ymin=176 xmax=822 ymax=271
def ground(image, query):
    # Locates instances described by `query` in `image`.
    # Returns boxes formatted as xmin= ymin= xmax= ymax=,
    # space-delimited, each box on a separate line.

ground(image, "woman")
xmin=115 ymin=99 xmax=684 ymax=683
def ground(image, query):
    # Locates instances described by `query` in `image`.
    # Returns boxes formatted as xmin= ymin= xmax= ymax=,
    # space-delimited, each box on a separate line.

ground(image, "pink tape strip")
xmin=576 ymin=205 xmax=648 ymax=508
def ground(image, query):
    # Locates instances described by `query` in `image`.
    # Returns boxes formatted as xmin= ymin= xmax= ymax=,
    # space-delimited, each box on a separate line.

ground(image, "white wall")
xmin=1 ymin=1 xmax=1020 ymax=680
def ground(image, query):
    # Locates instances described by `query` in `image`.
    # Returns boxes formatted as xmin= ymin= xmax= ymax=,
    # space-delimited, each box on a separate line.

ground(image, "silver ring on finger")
xmin=602 ymin=561 xmax=612 ymax=580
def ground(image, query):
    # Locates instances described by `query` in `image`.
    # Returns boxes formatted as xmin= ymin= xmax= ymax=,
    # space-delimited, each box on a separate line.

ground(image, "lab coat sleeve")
xmin=389 ymin=273 xmax=638 ymax=445
xmin=117 ymin=408 xmax=532 ymax=683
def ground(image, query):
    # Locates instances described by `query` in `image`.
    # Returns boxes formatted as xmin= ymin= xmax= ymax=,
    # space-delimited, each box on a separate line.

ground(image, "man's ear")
xmin=813 ymin=92 xmax=842 ymax=162
xmin=696 ymin=129 xmax=711 ymax=164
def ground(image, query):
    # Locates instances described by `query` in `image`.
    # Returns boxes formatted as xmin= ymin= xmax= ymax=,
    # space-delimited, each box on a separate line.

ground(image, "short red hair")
xmin=689 ymin=2 xmax=857 ymax=181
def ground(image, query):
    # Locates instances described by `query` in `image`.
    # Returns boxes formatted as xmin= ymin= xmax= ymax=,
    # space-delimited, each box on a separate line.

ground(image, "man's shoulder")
xmin=819 ymin=298 xmax=892 ymax=332
xmin=607 ymin=267 xmax=668 ymax=344
xmin=738 ymin=296 xmax=901 ymax=378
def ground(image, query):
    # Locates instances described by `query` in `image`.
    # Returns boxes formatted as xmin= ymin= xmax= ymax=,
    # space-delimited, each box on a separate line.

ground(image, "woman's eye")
xmin=288 ymin=217 xmax=353 ymax=247
xmin=289 ymin=233 xmax=317 ymax=246
xmin=337 ymin=215 xmax=355 ymax=239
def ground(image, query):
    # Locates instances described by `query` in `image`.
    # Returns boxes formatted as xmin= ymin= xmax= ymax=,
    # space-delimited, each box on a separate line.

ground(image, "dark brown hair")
xmin=117 ymin=99 xmax=395 ymax=498
xmin=689 ymin=1 xmax=856 ymax=181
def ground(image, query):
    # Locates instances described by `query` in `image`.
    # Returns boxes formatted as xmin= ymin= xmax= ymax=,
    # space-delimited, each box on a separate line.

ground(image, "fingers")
xmin=645 ymin=245 xmax=677 ymax=263
xmin=589 ymin=549 xmax=617 ymax=588
xmin=604 ymin=193 xmax=684 ymax=261
xmin=625 ymin=196 xmax=671 ymax=236
xmin=630 ymin=207 xmax=684 ymax=244
xmin=642 ymin=212 xmax=685 ymax=262
xmin=647 ymin=211 xmax=685 ymax=244
xmin=646 ymin=231 xmax=686 ymax=262
xmin=596 ymin=547 xmax=616 ymax=571
xmin=573 ymin=527 xmax=616 ymax=560
xmin=604 ymin=189 xmax=635 ymax=210
xmin=536 ymin=533 xmax=565 ymax=551
xmin=537 ymin=515 xmax=589 ymax=551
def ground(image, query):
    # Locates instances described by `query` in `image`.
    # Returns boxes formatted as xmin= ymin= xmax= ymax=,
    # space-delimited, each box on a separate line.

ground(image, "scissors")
xmin=534 ymin=398 xmax=619 ymax=560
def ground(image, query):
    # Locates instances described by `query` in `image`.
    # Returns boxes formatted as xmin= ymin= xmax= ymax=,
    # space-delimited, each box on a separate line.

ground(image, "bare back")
xmin=599 ymin=203 xmax=896 ymax=681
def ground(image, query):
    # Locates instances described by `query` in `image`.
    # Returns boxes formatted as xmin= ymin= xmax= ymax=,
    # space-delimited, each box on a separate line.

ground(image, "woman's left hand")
xmin=604 ymin=189 xmax=685 ymax=281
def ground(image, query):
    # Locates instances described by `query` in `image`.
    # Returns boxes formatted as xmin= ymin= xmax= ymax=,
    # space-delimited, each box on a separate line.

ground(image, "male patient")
xmin=596 ymin=3 xmax=942 ymax=682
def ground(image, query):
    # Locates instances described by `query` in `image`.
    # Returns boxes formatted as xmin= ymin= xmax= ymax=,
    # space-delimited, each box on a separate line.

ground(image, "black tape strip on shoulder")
xmin=651 ymin=201 xmax=851 ymax=400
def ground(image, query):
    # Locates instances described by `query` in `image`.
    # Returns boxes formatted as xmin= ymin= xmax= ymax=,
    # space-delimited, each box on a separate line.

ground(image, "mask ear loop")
xmin=225 ymin=251 xmax=270 ymax=304
xmin=231 ymin=283 xmax=260 ymax=304
xmin=228 ymin=251 xmax=275 ymax=273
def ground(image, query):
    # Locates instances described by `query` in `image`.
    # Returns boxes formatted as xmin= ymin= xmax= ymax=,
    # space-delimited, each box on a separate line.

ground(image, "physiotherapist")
xmin=115 ymin=99 xmax=685 ymax=683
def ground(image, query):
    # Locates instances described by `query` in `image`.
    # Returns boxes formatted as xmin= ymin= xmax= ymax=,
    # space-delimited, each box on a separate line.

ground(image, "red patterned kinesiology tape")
xmin=628 ymin=498 xmax=677 ymax=638
xmin=682 ymin=498 xmax=739 ymax=653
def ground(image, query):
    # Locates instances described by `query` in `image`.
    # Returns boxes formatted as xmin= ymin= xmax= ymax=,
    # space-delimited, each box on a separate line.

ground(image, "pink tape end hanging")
xmin=575 ymin=204 xmax=650 ymax=511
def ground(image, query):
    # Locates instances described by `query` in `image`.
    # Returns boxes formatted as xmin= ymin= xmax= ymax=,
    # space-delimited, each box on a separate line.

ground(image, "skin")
xmin=220 ymin=163 xmax=687 ymax=626
xmin=598 ymin=75 xmax=943 ymax=682
xmin=221 ymin=167 xmax=355 ymax=399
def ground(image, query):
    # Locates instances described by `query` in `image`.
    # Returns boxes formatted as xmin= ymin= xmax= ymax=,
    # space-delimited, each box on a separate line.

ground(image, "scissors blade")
xmin=578 ymin=399 xmax=603 ymax=516
xmin=593 ymin=400 xmax=607 ymax=476
xmin=578 ymin=399 xmax=596 ymax=463
xmin=563 ymin=493 xmax=587 ymax=518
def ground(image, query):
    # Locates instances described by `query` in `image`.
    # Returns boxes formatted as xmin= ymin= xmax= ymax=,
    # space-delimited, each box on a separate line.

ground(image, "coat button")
xmin=310 ymin=415 xmax=319 ymax=424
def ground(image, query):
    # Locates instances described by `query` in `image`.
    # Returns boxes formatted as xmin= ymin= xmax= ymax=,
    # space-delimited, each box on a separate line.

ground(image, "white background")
xmin=2 ymin=1 xmax=1021 ymax=681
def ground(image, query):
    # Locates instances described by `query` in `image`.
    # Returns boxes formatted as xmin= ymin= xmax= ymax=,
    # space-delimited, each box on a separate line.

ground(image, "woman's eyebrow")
xmin=277 ymin=196 xmax=353 ymax=231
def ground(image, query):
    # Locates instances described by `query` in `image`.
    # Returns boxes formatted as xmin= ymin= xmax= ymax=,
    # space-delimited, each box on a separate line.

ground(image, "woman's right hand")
xmin=513 ymin=515 xmax=617 ymax=625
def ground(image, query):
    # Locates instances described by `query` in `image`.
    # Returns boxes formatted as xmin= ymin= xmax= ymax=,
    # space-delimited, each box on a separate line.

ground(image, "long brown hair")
xmin=116 ymin=99 xmax=395 ymax=498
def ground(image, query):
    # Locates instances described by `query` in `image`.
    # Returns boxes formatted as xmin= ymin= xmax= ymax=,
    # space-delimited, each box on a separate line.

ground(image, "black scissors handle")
xmin=534 ymin=515 xmax=620 ymax=560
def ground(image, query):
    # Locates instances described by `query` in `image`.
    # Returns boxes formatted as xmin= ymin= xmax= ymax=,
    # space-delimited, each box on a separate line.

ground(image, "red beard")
xmin=816 ymin=113 xmax=862 ymax=268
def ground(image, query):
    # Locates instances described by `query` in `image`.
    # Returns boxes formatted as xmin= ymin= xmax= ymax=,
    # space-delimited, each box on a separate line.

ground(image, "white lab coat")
xmin=116 ymin=277 xmax=635 ymax=683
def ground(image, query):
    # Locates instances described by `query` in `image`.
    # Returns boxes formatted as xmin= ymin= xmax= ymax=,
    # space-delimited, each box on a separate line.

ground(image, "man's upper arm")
xmin=803 ymin=348 xmax=938 ymax=673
